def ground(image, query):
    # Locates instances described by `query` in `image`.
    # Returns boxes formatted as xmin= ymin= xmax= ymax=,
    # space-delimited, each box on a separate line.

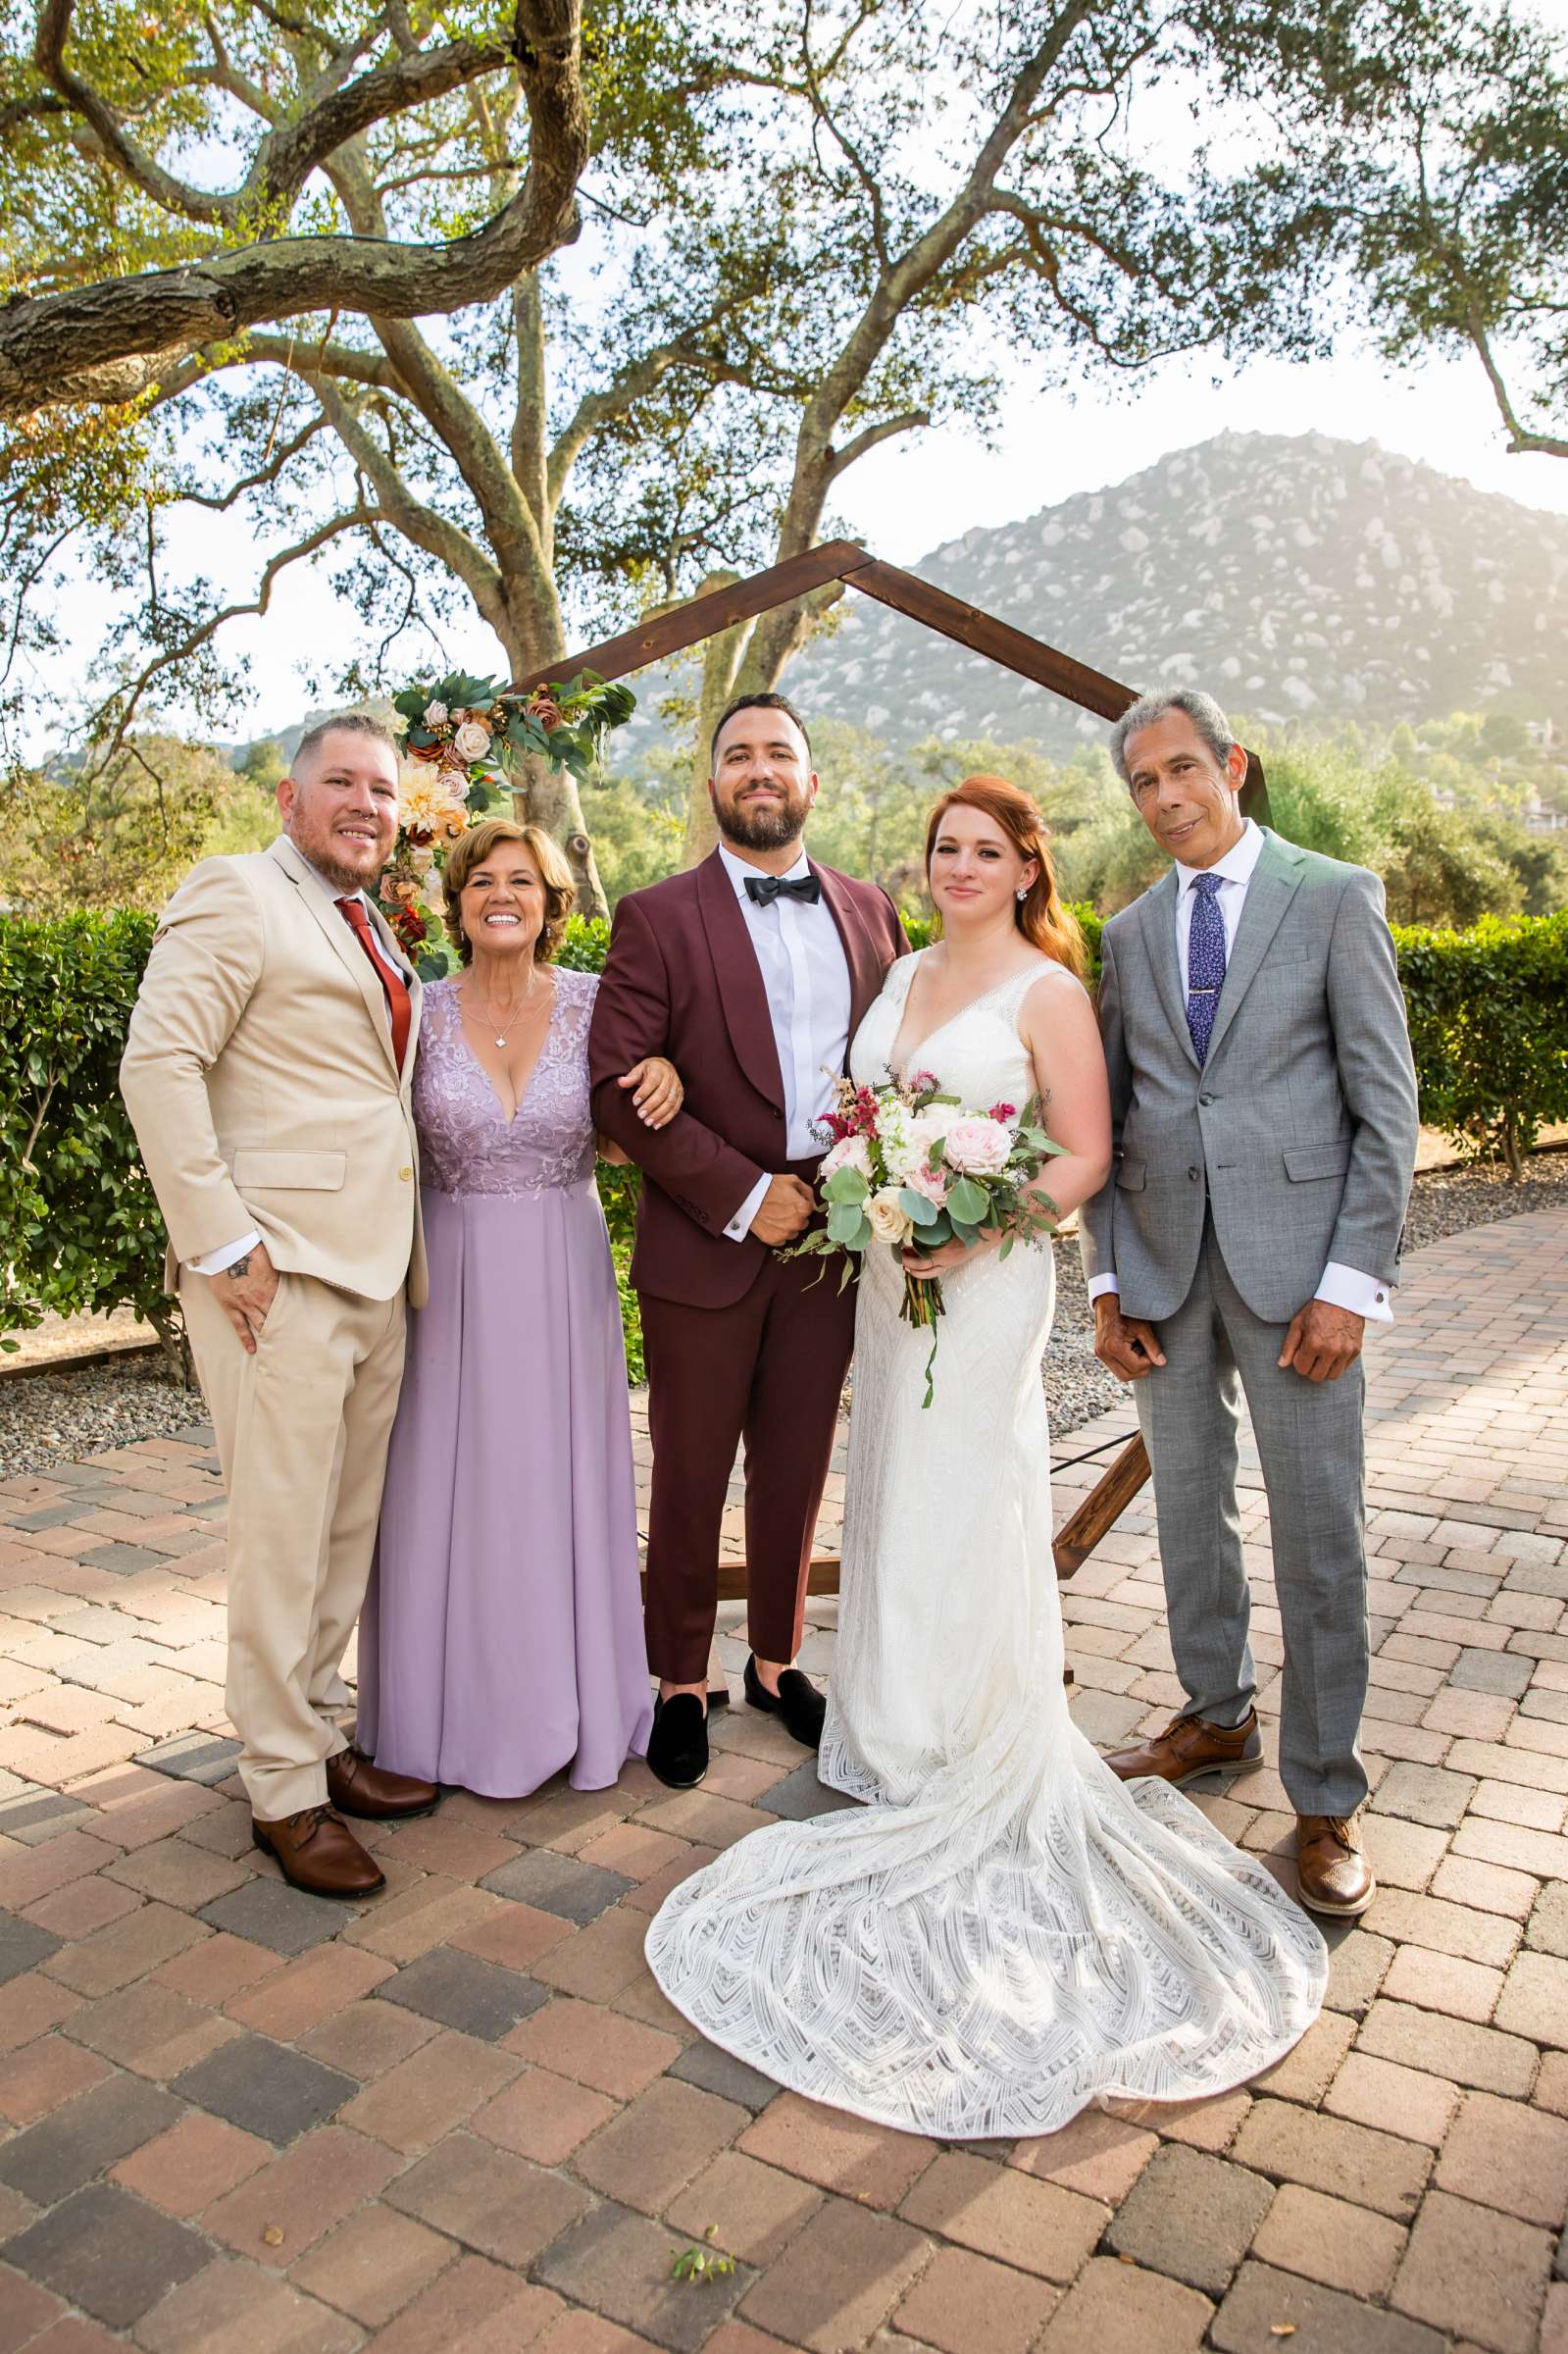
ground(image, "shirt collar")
xmin=719 ymin=840 xmax=812 ymax=902
xmin=1175 ymin=816 xmax=1262 ymax=898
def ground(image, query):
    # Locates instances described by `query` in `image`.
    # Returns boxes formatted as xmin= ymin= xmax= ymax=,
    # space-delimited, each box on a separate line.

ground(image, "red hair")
xmin=924 ymin=775 xmax=1087 ymax=980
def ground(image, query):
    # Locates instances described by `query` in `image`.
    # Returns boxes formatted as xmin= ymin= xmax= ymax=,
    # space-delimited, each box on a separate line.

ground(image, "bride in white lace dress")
xmin=645 ymin=776 xmax=1327 ymax=2139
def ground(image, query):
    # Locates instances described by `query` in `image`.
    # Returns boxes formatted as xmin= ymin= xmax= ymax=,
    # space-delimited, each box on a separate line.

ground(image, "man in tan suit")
xmin=121 ymin=713 xmax=439 ymax=1897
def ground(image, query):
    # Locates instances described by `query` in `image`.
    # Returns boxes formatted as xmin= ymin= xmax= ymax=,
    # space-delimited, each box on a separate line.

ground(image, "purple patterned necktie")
xmin=1186 ymin=871 xmax=1226 ymax=1064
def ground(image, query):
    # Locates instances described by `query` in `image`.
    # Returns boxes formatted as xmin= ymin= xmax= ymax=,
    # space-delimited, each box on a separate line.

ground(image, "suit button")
xmin=399 ymin=1166 xmax=413 ymax=1182
xmin=1199 ymin=1093 xmax=1214 ymax=1105
xmin=1188 ymin=1167 xmax=1199 ymax=1181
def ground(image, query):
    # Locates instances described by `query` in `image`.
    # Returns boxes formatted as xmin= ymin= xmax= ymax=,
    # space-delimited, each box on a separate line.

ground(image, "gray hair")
xmin=1109 ymin=689 xmax=1238 ymax=788
xmin=293 ymin=709 xmax=398 ymax=776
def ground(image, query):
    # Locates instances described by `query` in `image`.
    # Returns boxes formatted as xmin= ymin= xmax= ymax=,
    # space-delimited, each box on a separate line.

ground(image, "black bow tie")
xmin=744 ymin=871 xmax=821 ymax=907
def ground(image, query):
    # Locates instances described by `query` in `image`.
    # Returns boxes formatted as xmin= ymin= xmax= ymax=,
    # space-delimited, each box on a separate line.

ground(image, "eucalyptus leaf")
xmin=823 ymin=1164 xmax=869 ymax=1204
xmin=947 ymin=1175 xmax=989 ymax=1224
xmin=898 ymin=1188 xmax=938 ymax=1227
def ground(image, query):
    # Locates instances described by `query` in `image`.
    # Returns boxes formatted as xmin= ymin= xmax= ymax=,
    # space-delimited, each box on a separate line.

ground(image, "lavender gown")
xmin=358 ymin=969 xmax=652 ymax=1796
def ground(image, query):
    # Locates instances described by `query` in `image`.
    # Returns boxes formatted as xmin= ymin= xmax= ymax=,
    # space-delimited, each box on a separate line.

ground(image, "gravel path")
xmin=8 ymin=1158 xmax=1568 ymax=1474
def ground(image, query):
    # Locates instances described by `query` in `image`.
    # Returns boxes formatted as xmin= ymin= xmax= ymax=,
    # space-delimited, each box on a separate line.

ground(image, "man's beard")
xmin=290 ymin=821 xmax=386 ymax=896
xmin=715 ymin=791 xmax=809 ymax=851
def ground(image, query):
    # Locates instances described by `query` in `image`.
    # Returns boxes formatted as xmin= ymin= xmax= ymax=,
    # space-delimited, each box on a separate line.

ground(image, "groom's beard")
xmin=715 ymin=788 xmax=811 ymax=853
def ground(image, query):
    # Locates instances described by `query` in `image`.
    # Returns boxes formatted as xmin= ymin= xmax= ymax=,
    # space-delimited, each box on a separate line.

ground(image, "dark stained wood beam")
xmin=842 ymin=557 xmax=1136 ymax=720
xmin=509 ymin=539 xmax=868 ymax=694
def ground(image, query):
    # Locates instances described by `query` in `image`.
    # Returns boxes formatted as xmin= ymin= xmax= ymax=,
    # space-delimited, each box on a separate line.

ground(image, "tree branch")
xmin=1466 ymin=306 xmax=1568 ymax=458
xmin=825 ymin=408 xmax=929 ymax=480
xmin=97 ymin=505 xmax=383 ymax=755
xmin=2 ymin=0 xmax=588 ymax=420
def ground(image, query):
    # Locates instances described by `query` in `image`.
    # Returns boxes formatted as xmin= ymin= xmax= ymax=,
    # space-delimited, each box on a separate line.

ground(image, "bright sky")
xmin=119 ymin=333 xmax=1562 ymax=745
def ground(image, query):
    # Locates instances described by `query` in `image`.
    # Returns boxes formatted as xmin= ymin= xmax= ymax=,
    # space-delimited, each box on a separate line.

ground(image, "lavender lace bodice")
xmin=414 ymin=970 xmax=599 ymax=1198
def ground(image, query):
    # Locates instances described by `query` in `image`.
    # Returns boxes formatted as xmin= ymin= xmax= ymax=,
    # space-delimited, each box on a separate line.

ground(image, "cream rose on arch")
xmin=452 ymin=718 xmax=493 ymax=762
xmin=866 ymin=1189 xmax=915 ymax=1245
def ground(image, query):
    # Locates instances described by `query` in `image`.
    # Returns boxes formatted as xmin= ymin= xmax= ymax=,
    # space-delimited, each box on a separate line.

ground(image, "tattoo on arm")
xmin=225 ymin=1254 xmax=252 ymax=1279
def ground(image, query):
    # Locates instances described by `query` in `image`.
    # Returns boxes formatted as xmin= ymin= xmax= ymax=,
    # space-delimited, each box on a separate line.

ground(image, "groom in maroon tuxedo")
xmin=589 ymin=693 xmax=907 ymax=1787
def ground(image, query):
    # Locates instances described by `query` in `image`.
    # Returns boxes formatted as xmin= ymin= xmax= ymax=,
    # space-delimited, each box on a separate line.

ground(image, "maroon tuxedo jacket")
xmin=588 ymin=849 xmax=907 ymax=1308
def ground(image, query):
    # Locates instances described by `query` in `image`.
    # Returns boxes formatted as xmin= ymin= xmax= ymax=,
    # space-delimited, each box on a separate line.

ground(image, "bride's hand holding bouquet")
xmin=782 ymin=1070 xmax=1066 ymax=1404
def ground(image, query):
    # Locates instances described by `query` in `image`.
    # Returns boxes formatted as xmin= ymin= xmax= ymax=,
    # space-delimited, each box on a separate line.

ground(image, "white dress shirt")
xmin=187 ymin=856 xmax=404 ymax=1277
xmin=1087 ymin=818 xmax=1393 ymax=1323
xmin=717 ymin=842 xmax=853 ymax=1243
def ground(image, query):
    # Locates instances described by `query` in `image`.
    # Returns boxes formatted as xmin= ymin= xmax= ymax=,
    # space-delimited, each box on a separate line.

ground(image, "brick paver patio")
xmin=2 ymin=1214 xmax=1567 ymax=2353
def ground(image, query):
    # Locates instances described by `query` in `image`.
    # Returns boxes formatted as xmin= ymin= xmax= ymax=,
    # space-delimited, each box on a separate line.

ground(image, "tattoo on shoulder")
xmin=226 ymin=1254 xmax=251 ymax=1279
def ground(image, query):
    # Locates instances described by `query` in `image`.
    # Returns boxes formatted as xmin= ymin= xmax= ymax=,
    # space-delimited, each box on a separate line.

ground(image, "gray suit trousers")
xmin=1134 ymin=1216 xmax=1370 ymax=1817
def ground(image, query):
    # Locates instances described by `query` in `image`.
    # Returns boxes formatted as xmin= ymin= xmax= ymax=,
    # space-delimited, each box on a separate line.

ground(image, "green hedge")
xmin=2 ymin=900 xmax=1561 ymax=1375
xmin=1392 ymin=912 xmax=1568 ymax=1176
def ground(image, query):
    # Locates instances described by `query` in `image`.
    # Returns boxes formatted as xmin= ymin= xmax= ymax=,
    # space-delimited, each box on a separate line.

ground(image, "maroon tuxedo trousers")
xmin=588 ymin=851 xmax=906 ymax=1683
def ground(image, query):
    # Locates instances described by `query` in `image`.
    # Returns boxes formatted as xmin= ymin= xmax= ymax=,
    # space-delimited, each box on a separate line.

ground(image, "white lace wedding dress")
xmin=645 ymin=952 xmax=1328 ymax=2138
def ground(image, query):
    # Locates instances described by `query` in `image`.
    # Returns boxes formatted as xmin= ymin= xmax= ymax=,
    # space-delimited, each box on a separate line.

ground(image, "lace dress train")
xmin=645 ymin=954 xmax=1326 ymax=2139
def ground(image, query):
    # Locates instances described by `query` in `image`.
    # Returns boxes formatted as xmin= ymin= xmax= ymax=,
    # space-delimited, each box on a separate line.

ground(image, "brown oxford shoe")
xmin=252 ymin=1804 xmax=386 ymax=1898
xmin=327 ymin=1745 xmax=439 ymax=1822
xmin=1296 ymin=1812 xmax=1376 ymax=1918
xmin=1103 ymin=1708 xmax=1264 ymax=1789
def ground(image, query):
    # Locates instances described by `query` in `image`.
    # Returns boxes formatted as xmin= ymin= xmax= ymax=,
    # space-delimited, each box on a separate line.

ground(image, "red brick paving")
xmin=1 ymin=1213 xmax=1567 ymax=2347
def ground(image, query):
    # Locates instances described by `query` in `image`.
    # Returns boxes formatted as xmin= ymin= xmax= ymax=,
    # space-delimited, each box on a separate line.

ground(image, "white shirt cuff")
xmin=1086 ymin=1273 xmax=1120 ymax=1303
xmin=1316 ymin=1261 xmax=1393 ymax=1323
xmin=187 ymin=1230 xmax=263 ymax=1276
xmin=724 ymin=1173 xmax=771 ymax=1242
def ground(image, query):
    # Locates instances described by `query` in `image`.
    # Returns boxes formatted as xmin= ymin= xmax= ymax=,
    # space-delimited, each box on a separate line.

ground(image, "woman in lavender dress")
xmin=358 ymin=817 xmax=675 ymax=1795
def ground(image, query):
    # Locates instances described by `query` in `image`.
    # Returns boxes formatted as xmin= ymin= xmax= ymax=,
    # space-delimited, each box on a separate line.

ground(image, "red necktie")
xmin=336 ymin=896 xmax=411 ymax=1074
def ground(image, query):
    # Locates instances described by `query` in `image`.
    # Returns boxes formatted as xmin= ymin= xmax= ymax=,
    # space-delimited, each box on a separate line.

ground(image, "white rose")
xmin=866 ymin=1189 xmax=914 ymax=1246
xmin=423 ymin=698 xmax=449 ymax=727
xmin=452 ymin=718 xmax=492 ymax=762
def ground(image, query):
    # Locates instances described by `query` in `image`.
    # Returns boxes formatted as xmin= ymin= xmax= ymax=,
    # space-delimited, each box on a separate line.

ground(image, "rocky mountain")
xmin=773 ymin=431 xmax=1568 ymax=754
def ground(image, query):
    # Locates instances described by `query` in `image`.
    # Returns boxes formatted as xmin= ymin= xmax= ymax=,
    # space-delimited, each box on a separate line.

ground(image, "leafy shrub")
xmin=0 ymin=910 xmax=183 ymax=1370
xmin=1393 ymin=912 xmax=1568 ymax=1175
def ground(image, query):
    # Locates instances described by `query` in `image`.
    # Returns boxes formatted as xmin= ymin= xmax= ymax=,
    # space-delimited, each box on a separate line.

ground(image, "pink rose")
xmin=821 ymin=1134 xmax=873 ymax=1182
xmin=904 ymin=1160 xmax=949 ymax=1207
xmin=943 ymin=1116 xmax=1012 ymax=1178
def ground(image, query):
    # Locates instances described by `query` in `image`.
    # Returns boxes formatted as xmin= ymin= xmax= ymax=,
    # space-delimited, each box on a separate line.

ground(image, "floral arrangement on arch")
xmin=377 ymin=667 xmax=636 ymax=976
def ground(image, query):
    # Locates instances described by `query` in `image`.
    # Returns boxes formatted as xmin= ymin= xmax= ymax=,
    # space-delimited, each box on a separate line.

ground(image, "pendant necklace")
xmin=464 ymin=970 xmax=536 ymax=1048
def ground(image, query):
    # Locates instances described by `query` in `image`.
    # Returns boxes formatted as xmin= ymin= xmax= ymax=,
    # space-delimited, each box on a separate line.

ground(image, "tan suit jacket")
xmin=121 ymin=834 xmax=428 ymax=1306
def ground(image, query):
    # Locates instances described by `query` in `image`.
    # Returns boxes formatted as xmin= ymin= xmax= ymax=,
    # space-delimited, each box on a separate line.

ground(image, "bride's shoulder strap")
xmin=886 ymin=947 xmax=923 ymax=1001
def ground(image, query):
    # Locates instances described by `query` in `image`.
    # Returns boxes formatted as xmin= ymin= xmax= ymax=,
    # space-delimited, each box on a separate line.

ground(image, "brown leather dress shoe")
xmin=1296 ymin=1813 xmax=1376 ymax=1918
xmin=1103 ymin=1708 xmax=1264 ymax=1788
xmin=327 ymin=1746 xmax=438 ymax=1822
xmin=252 ymin=1805 xmax=386 ymax=1897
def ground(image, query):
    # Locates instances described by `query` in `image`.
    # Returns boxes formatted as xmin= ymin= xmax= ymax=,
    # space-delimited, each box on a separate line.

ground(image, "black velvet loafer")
xmin=647 ymin=1693 xmax=708 ymax=1789
xmin=743 ymin=1654 xmax=827 ymax=1750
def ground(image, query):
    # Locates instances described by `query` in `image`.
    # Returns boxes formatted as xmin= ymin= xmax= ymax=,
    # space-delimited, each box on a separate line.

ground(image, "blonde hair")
xmin=441 ymin=818 xmax=575 ymax=966
xmin=924 ymin=775 xmax=1087 ymax=980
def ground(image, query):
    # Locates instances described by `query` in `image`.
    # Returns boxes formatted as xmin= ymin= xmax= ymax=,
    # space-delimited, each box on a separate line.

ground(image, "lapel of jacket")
xmin=695 ymin=848 xmax=785 ymax=1110
xmin=814 ymin=861 xmax=884 ymax=1044
xmin=1202 ymin=828 xmax=1308 ymax=1067
xmin=1138 ymin=866 xmax=1196 ymax=1069
xmin=267 ymin=835 xmax=405 ymax=1080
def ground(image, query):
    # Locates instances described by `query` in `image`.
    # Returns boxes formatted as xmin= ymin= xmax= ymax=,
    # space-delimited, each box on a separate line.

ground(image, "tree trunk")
xmin=511 ymin=750 xmax=607 ymax=921
xmin=500 ymin=608 xmax=608 ymax=921
xmin=682 ymin=575 xmax=747 ymax=868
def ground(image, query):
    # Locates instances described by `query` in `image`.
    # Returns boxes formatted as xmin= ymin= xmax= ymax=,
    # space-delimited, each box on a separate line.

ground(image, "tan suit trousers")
xmin=180 ymin=1267 xmax=406 ymax=1818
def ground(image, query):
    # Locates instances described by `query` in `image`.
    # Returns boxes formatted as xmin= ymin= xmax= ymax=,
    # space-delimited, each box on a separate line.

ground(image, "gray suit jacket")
xmin=1079 ymin=829 xmax=1419 ymax=1326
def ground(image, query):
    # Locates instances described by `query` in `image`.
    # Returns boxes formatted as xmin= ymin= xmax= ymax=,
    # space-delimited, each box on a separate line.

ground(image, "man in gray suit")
xmin=1080 ymin=689 xmax=1418 ymax=1918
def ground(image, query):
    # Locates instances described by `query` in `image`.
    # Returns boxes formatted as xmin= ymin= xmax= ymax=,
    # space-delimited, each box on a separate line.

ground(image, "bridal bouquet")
xmin=784 ymin=1073 xmax=1065 ymax=1405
